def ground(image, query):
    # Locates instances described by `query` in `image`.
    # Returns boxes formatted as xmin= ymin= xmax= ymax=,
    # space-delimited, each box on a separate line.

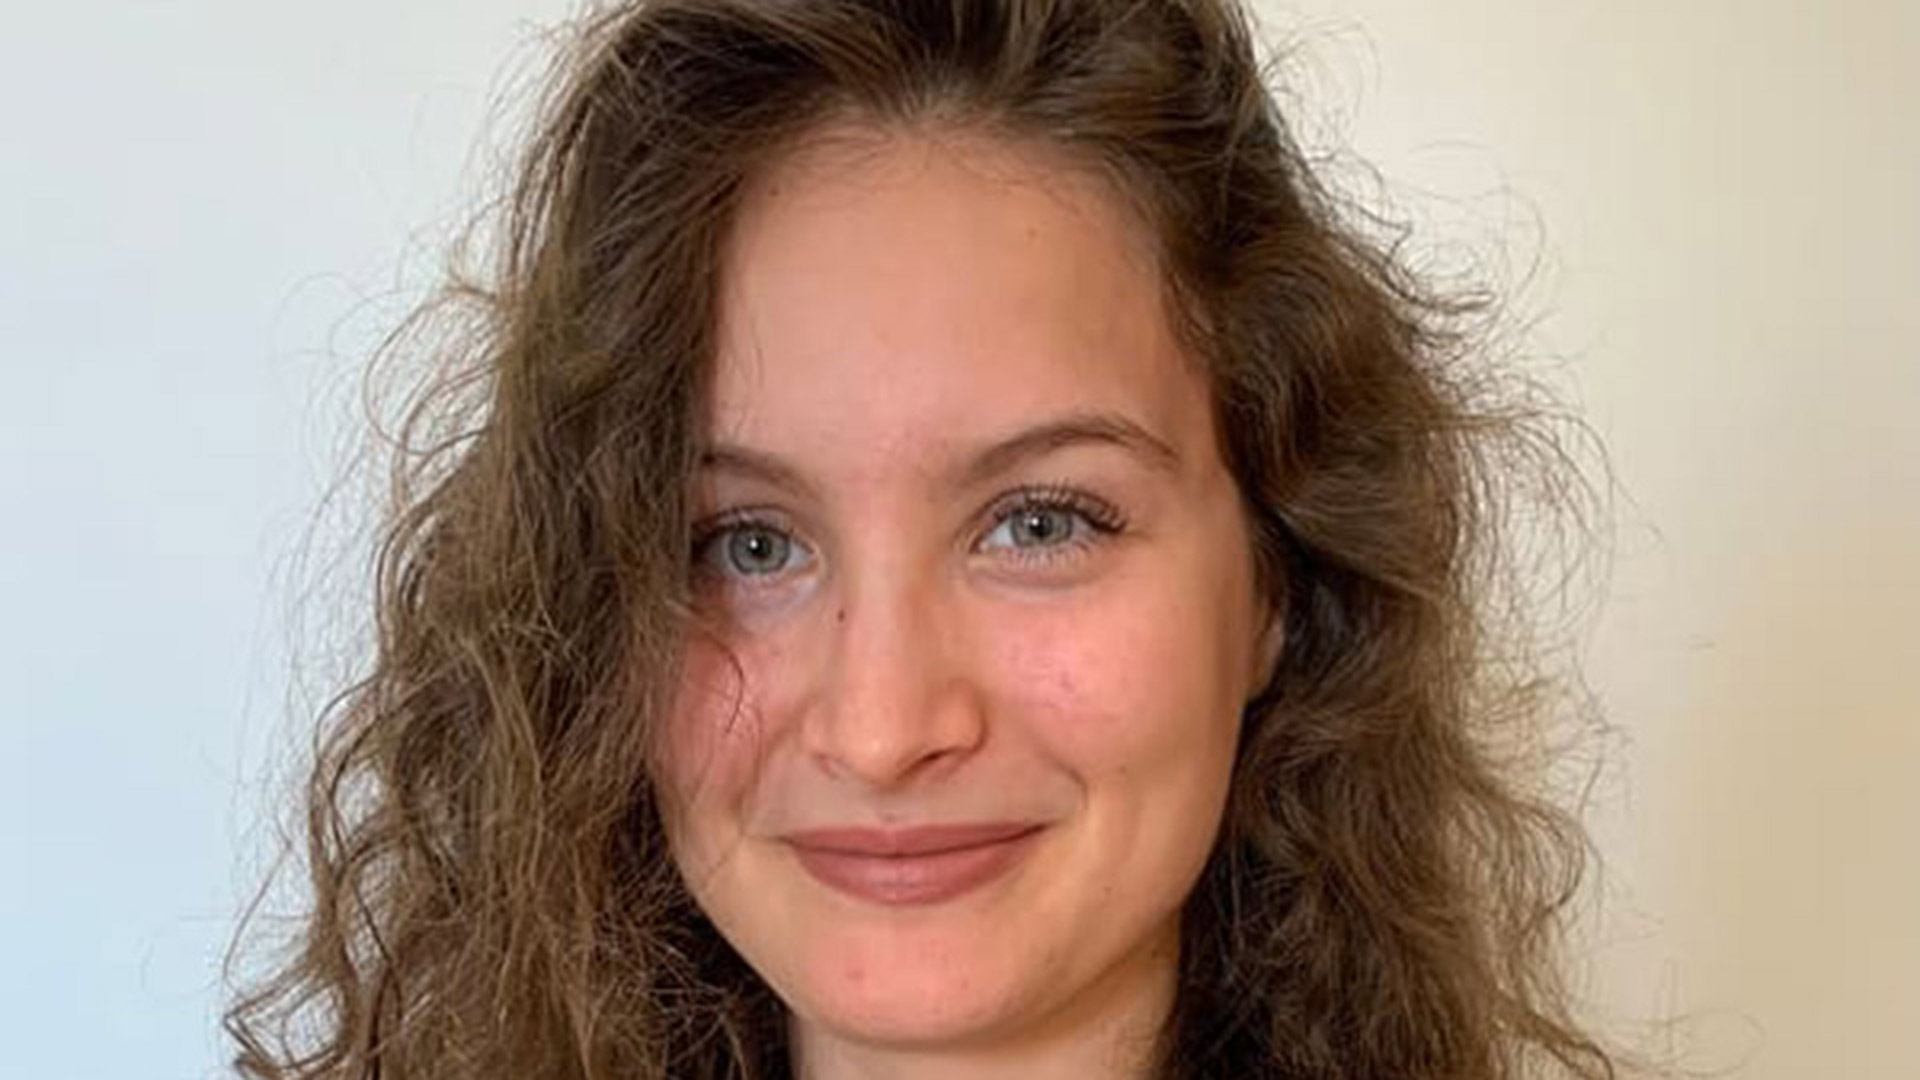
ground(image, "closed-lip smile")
xmin=782 ymin=823 xmax=1044 ymax=905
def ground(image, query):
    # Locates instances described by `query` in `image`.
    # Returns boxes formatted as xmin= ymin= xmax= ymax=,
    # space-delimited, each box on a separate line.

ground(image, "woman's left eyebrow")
xmin=951 ymin=410 xmax=1182 ymax=488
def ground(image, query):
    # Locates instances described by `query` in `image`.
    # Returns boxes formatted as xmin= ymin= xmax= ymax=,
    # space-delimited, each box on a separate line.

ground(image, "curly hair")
xmin=226 ymin=0 xmax=1615 ymax=1077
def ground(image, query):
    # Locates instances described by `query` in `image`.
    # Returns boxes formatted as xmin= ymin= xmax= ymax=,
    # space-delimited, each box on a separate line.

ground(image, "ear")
xmin=1247 ymin=602 xmax=1284 ymax=700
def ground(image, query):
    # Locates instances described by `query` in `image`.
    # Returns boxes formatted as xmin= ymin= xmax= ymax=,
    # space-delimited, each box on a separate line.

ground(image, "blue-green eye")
xmin=978 ymin=488 xmax=1126 ymax=556
xmin=985 ymin=505 xmax=1081 ymax=549
xmin=725 ymin=526 xmax=791 ymax=574
xmin=695 ymin=521 xmax=811 ymax=579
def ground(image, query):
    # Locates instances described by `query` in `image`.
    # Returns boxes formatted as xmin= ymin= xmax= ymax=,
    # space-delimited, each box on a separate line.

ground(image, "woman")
xmin=228 ymin=0 xmax=1616 ymax=1077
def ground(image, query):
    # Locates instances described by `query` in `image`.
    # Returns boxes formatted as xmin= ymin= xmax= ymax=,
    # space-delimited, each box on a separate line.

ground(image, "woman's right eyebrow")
xmin=696 ymin=444 xmax=819 ymax=501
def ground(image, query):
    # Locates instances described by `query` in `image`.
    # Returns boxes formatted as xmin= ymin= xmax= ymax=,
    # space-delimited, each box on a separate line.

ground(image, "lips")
xmin=783 ymin=823 xmax=1043 ymax=906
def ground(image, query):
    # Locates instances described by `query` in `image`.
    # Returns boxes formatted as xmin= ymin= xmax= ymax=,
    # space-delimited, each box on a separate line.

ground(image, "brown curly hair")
xmin=226 ymin=0 xmax=1616 ymax=1076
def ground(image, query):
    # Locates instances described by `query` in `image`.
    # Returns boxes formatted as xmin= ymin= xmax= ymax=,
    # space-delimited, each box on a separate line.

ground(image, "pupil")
xmin=1019 ymin=509 xmax=1068 ymax=545
xmin=728 ymin=529 xmax=786 ymax=573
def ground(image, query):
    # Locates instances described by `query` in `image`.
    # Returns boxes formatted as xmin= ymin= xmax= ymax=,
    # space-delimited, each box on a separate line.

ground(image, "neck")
xmin=789 ymin=922 xmax=1179 ymax=1080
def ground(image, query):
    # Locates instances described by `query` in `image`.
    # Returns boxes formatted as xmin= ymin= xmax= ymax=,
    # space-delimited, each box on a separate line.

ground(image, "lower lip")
xmin=789 ymin=830 xmax=1042 ymax=906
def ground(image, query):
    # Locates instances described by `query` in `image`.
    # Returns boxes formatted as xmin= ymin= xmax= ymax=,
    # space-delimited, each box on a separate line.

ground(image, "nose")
xmin=801 ymin=565 xmax=986 ymax=787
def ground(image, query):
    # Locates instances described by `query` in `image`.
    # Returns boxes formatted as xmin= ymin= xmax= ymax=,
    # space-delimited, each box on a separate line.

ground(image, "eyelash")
xmin=978 ymin=485 xmax=1127 ymax=562
xmin=689 ymin=484 xmax=1129 ymax=583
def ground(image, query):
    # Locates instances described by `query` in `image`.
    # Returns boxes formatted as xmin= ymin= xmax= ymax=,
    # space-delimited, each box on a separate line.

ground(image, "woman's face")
xmin=659 ymin=128 xmax=1278 ymax=1060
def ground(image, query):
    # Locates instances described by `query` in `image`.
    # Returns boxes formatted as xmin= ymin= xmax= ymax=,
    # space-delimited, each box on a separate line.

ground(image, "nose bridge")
xmin=805 ymin=541 xmax=980 ymax=785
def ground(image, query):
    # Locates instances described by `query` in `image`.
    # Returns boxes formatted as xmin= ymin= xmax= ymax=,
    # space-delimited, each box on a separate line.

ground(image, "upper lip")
xmin=782 ymin=823 xmax=1041 ymax=857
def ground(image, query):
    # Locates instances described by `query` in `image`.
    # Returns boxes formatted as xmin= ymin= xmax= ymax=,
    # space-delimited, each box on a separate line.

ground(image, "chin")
xmin=779 ymin=929 xmax=1041 ymax=1049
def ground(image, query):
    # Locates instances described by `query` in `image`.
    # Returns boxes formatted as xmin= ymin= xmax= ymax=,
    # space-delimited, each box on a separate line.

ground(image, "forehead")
xmin=707 ymin=126 xmax=1211 ymax=474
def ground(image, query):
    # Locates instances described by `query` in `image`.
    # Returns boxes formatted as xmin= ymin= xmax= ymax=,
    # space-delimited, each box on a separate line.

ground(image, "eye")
xmin=693 ymin=518 xmax=814 ymax=581
xmin=977 ymin=486 xmax=1127 ymax=559
xmin=986 ymin=504 xmax=1081 ymax=549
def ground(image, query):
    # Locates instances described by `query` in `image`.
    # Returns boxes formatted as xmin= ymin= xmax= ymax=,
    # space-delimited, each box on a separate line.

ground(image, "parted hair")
xmin=226 ymin=0 xmax=1615 ymax=1077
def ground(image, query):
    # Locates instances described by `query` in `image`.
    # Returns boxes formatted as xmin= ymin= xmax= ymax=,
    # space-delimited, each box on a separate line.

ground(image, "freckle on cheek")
xmin=1045 ymin=665 xmax=1080 ymax=706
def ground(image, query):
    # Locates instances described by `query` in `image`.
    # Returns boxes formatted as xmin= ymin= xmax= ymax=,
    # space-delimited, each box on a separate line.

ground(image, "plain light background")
xmin=1 ymin=1 xmax=1913 ymax=1077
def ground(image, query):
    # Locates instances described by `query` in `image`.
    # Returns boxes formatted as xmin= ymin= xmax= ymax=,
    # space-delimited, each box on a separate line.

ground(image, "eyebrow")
xmin=950 ymin=410 xmax=1182 ymax=488
xmin=696 ymin=409 xmax=1183 ymax=493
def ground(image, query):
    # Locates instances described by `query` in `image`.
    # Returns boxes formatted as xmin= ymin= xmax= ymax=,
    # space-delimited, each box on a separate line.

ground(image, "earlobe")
xmin=1249 ymin=607 xmax=1284 ymax=699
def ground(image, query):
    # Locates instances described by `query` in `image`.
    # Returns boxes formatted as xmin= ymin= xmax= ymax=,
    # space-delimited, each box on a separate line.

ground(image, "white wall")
xmin=2 ymin=1 xmax=1912 ymax=1077
xmin=1265 ymin=3 xmax=1918 ymax=1076
xmin=0 ymin=3 xmax=575 ymax=1076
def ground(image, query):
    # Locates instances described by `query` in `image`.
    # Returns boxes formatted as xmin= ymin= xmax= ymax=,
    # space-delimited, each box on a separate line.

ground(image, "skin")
xmin=658 ymin=125 xmax=1281 ymax=1080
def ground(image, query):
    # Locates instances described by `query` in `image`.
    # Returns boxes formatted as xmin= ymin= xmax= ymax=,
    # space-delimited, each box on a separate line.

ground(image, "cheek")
xmin=988 ymin=578 xmax=1246 ymax=770
xmin=660 ymin=636 xmax=769 ymax=826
